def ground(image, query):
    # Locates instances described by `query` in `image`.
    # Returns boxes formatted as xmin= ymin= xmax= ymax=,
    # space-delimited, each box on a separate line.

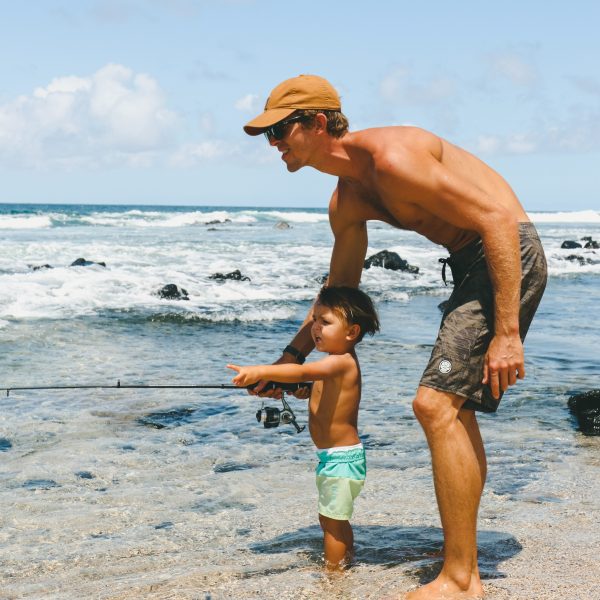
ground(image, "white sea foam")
xmin=250 ymin=210 xmax=329 ymax=223
xmin=0 ymin=206 xmax=598 ymax=323
xmin=0 ymin=214 xmax=53 ymax=229
xmin=528 ymin=210 xmax=600 ymax=223
xmin=79 ymin=209 xmax=255 ymax=228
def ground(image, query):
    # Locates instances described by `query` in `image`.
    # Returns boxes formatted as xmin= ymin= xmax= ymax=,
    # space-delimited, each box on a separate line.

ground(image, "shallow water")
xmin=1 ymin=204 xmax=599 ymax=598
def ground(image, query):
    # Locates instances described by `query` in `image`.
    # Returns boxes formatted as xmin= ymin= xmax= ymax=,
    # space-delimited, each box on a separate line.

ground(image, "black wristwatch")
xmin=283 ymin=344 xmax=306 ymax=364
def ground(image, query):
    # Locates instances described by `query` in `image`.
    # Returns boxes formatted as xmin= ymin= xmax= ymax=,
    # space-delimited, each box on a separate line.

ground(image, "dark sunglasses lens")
xmin=264 ymin=116 xmax=301 ymax=142
xmin=264 ymin=125 xmax=281 ymax=142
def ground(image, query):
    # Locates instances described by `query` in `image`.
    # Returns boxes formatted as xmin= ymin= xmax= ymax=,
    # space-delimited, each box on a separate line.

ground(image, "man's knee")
xmin=413 ymin=387 xmax=464 ymax=433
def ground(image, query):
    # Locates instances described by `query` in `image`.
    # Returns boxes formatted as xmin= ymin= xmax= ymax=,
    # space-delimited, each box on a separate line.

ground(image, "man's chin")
xmin=284 ymin=159 xmax=303 ymax=173
xmin=281 ymin=153 xmax=302 ymax=172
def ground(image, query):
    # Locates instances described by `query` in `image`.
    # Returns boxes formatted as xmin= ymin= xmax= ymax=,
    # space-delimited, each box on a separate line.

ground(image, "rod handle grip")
xmin=251 ymin=381 xmax=311 ymax=392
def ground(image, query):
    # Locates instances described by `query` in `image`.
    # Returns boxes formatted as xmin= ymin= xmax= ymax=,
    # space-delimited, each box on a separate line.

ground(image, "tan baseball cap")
xmin=243 ymin=74 xmax=341 ymax=136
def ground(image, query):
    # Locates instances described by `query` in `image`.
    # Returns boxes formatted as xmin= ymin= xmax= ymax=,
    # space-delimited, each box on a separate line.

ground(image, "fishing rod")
xmin=2 ymin=380 xmax=309 ymax=433
xmin=2 ymin=380 xmax=308 ymax=396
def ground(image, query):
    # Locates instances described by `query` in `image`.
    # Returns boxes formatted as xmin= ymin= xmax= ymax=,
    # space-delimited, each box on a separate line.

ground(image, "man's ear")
xmin=314 ymin=112 xmax=328 ymax=134
xmin=346 ymin=323 xmax=360 ymax=342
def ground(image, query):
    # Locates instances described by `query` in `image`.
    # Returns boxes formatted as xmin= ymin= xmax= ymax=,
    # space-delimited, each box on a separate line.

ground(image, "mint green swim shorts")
xmin=316 ymin=443 xmax=366 ymax=521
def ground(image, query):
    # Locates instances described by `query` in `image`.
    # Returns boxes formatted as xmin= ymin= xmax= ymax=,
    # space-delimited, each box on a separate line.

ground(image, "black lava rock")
xmin=157 ymin=284 xmax=189 ymax=300
xmin=568 ymin=390 xmax=600 ymax=436
xmin=209 ymin=269 xmax=251 ymax=282
xmin=364 ymin=250 xmax=419 ymax=274
xmin=70 ymin=258 xmax=107 ymax=267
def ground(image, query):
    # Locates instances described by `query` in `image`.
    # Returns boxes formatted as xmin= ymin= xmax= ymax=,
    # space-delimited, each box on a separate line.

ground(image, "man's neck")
xmin=308 ymin=132 xmax=362 ymax=180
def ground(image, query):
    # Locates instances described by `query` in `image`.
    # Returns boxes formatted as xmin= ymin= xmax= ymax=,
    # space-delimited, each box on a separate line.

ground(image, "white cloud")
xmin=234 ymin=93 xmax=261 ymax=113
xmin=568 ymin=76 xmax=600 ymax=97
xmin=169 ymin=140 xmax=239 ymax=167
xmin=0 ymin=63 xmax=178 ymax=169
xmin=379 ymin=66 xmax=456 ymax=105
xmin=488 ymin=52 xmax=537 ymax=86
xmin=506 ymin=134 xmax=537 ymax=154
xmin=475 ymin=135 xmax=501 ymax=155
xmin=474 ymin=112 xmax=600 ymax=156
xmin=475 ymin=132 xmax=538 ymax=155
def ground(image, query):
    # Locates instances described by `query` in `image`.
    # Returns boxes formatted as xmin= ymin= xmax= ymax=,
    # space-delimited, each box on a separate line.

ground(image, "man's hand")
xmin=482 ymin=334 xmax=525 ymax=399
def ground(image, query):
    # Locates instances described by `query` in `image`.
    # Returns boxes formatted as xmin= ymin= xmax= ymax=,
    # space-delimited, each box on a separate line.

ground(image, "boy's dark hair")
xmin=297 ymin=109 xmax=349 ymax=138
xmin=317 ymin=286 xmax=379 ymax=342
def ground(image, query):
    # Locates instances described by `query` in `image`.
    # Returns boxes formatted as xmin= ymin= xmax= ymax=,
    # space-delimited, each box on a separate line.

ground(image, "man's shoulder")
xmin=351 ymin=125 xmax=434 ymax=147
xmin=349 ymin=127 xmax=439 ymax=171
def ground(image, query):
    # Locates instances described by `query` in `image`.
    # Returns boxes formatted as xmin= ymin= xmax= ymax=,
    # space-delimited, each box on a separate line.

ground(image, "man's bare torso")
xmin=332 ymin=127 xmax=529 ymax=253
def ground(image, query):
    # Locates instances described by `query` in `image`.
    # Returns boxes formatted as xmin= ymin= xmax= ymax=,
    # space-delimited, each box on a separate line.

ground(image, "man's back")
xmin=332 ymin=126 xmax=530 ymax=252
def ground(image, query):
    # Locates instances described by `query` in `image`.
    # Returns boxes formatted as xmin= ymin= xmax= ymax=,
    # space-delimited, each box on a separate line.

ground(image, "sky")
xmin=0 ymin=0 xmax=599 ymax=211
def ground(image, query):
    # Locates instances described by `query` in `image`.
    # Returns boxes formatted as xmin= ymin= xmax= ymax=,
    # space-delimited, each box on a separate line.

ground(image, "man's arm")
xmin=379 ymin=141 xmax=523 ymax=398
xmin=283 ymin=183 xmax=368 ymax=364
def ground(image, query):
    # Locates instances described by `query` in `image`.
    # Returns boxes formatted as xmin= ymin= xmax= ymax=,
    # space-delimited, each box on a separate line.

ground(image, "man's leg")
xmin=406 ymin=386 xmax=486 ymax=599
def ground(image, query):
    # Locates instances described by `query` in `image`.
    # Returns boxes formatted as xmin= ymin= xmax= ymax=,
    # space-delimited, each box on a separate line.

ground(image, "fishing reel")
xmin=256 ymin=392 xmax=305 ymax=434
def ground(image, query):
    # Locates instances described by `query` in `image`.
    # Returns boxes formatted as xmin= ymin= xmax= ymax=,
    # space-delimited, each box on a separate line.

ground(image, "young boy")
xmin=227 ymin=286 xmax=379 ymax=569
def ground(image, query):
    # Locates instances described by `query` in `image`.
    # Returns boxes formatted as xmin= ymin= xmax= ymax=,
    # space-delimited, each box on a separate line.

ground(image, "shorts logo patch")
xmin=438 ymin=359 xmax=452 ymax=374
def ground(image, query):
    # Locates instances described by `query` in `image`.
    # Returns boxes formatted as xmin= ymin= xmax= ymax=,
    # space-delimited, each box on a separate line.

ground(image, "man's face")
xmin=266 ymin=118 xmax=315 ymax=173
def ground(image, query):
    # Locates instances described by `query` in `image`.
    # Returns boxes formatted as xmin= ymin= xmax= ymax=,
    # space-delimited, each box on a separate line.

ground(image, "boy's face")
xmin=311 ymin=302 xmax=358 ymax=353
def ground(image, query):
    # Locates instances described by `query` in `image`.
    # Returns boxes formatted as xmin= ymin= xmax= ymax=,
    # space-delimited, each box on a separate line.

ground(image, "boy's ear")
xmin=346 ymin=323 xmax=361 ymax=342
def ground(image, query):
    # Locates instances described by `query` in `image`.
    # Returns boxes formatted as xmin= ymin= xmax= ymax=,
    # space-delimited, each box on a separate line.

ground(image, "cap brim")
xmin=243 ymin=107 xmax=297 ymax=136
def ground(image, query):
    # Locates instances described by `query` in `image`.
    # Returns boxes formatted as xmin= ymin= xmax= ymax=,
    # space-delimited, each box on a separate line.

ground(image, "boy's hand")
xmin=226 ymin=364 xmax=261 ymax=388
xmin=243 ymin=353 xmax=294 ymax=398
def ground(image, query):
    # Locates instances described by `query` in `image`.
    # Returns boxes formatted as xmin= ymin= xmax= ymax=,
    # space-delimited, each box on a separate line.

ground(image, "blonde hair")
xmin=297 ymin=109 xmax=349 ymax=138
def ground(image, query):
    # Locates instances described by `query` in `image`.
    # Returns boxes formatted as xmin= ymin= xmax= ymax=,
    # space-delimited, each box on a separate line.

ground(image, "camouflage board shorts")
xmin=420 ymin=222 xmax=547 ymax=413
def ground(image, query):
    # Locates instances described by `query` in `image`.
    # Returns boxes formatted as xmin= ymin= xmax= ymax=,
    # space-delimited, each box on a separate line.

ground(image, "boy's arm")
xmin=227 ymin=355 xmax=347 ymax=388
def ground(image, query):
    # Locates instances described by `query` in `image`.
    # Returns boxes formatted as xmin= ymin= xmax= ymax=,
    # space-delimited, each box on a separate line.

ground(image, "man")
xmin=243 ymin=74 xmax=546 ymax=599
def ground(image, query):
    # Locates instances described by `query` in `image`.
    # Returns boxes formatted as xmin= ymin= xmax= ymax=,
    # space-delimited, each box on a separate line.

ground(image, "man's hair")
xmin=316 ymin=286 xmax=379 ymax=342
xmin=297 ymin=109 xmax=349 ymax=138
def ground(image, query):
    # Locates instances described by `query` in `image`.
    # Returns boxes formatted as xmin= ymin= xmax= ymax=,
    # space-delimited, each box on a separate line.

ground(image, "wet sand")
xmin=18 ymin=432 xmax=592 ymax=600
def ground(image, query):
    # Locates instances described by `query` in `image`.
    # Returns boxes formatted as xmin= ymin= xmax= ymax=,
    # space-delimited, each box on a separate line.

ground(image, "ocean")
xmin=1 ymin=203 xmax=599 ymax=599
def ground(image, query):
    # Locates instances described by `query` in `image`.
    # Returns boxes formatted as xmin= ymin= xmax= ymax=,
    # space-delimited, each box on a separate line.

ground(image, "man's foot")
xmin=404 ymin=574 xmax=483 ymax=599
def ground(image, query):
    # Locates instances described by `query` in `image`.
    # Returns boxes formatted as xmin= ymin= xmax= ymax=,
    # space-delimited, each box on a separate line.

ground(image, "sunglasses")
xmin=264 ymin=115 xmax=306 ymax=142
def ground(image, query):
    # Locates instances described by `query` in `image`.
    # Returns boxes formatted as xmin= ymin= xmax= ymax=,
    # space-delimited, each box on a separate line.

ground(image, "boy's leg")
xmin=319 ymin=514 xmax=354 ymax=569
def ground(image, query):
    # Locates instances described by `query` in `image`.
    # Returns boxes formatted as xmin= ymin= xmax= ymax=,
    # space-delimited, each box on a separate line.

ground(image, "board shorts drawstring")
xmin=439 ymin=257 xmax=449 ymax=285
